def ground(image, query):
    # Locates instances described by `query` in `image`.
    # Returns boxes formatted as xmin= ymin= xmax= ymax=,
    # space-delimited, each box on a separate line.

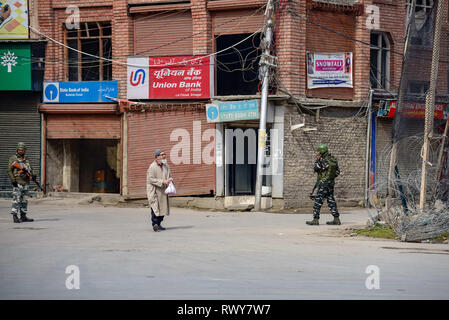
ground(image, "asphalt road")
xmin=0 ymin=198 xmax=448 ymax=300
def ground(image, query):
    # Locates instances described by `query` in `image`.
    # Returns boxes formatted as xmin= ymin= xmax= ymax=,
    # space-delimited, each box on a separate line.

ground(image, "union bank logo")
xmin=130 ymin=68 xmax=146 ymax=86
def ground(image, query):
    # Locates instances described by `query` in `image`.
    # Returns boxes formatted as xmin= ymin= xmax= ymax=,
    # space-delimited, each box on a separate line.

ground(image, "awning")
xmin=39 ymin=103 xmax=119 ymax=114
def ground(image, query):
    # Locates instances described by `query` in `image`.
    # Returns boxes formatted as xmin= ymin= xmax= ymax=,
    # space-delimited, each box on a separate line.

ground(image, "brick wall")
xmin=375 ymin=0 xmax=405 ymax=93
xmin=112 ymin=0 xmax=133 ymax=99
xmin=37 ymin=0 xmax=449 ymax=101
xmin=192 ymin=0 xmax=212 ymax=54
xmin=39 ymin=3 xmax=114 ymax=83
xmin=283 ymin=105 xmax=367 ymax=208
xmin=306 ymin=9 xmax=356 ymax=100
xmin=276 ymin=1 xmax=307 ymax=97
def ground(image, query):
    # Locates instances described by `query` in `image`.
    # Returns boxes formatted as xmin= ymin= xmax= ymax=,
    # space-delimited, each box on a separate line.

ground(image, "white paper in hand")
xmin=165 ymin=181 xmax=176 ymax=195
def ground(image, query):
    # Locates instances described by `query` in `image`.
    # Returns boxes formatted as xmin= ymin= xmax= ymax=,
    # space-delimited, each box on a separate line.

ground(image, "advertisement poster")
xmin=307 ymin=52 xmax=353 ymax=89
xmin=127 ymin=55 xmax=214 ymax=99
xmin=377 ymin=100 xmax=448 ymax=120
xmin=0 ymin=0 xmax=29 ymax=39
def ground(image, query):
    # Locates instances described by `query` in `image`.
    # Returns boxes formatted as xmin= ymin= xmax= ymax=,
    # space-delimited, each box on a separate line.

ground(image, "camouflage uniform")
xmin=8 ymin=144 xmax=35 ymax=222
xmin=307 ymin=144 xmax=341 ymax=225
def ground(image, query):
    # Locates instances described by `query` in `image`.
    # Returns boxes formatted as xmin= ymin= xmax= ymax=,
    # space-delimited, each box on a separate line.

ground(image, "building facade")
xmin=21 ymin=0 xmax=449 ymax=209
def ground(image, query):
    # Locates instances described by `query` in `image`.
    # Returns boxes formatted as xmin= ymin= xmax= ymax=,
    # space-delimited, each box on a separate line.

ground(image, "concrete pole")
xmin=255 ymin=0 xmax=274 ymax=211
xmin=419 ymin=0 xmax=445 ymax=211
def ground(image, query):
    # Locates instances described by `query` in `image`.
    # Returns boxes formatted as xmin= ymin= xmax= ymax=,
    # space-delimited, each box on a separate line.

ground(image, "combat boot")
xmin=20 ymin=213 xmax=34 ymax=222
xmin=326 ymin=217 xmax=341 ymax=225
xmin=306 ymin=218 xmax=319 ymax=225
xmin=13 ymin=214 xmax=20 ymax=223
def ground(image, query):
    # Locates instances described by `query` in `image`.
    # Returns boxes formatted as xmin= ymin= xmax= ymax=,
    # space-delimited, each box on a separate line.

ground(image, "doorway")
xmin=46 ymin=139 xmax=120 ymax=193
xmin=225 ymin=126 xmax=258 ymax=195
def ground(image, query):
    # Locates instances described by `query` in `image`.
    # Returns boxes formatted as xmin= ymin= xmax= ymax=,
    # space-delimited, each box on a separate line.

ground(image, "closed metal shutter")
xmin=213 ymin=9 xmax=264 ymax=35
xmin=46 ymin=114 xmax=121 ymax=139
xmin=0 ymin=92 xmax=41 ymax=192
xmin=135 ymin=11 xmax=193 ymax=56
xmin=127 ymin=108 xmax=216 ymax=197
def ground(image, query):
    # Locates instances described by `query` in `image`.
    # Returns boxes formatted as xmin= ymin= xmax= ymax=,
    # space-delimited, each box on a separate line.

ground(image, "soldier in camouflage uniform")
xmin=306 ymin=144 xmax=341 ymax=226
xmin=8 ymin=142 xmax=35 ymax=223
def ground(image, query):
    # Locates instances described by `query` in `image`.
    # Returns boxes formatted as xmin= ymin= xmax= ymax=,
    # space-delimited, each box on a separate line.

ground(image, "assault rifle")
xmin=309 ymin=181 xmax=318 ymax=201
xmin=12 ymin=162 xmax=43 ymax=191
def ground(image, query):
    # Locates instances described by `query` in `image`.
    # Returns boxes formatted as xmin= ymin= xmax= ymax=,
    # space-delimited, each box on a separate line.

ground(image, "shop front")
xmin=0 ymin=41 xmax=45 ymax=195
xmin=39 ymin=81 xmax=121 ymax=193
xmin=209 ymin=98 xmax=285 ymax=209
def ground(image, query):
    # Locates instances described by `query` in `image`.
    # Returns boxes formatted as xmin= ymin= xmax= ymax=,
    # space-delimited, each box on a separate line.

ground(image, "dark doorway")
xmin=216 ymin=33 xmax=262 ymax=96
xmin=226 ymin=127 xmax=258 ymax=195
xmin=78 ymin=139 xmax=120 ymax=193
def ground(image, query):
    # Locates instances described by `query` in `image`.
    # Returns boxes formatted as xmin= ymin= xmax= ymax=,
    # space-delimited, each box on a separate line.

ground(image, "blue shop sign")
xmin=43 ymin=81 xmax=118 ymax=103
xmin=206 ymin=99 xmax=259 ymax=122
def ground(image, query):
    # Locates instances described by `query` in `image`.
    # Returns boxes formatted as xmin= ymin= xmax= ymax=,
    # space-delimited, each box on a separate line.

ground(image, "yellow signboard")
xmin=0 ymin=0 xmax=29 ymax=39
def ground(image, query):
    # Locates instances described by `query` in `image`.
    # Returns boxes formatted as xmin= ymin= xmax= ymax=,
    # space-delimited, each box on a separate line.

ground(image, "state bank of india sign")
xmin=127 ymin=55 xmax=214 ymax=99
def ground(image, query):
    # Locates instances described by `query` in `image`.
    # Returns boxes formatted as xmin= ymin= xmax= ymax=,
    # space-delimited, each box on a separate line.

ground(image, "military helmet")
xmin=317 ymin=144 xmax=328 ymax=154
xmin=17 ymin=142 xmax=27 ymax=151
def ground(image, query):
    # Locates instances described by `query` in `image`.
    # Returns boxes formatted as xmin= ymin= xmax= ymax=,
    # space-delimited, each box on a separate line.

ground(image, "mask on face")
xmin=160 ymin=159 xmax=167 ymax=165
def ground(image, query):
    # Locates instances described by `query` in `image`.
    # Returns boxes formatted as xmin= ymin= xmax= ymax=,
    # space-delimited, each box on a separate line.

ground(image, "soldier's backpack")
xmin=328 ymin=156 xmax=340 ymax=179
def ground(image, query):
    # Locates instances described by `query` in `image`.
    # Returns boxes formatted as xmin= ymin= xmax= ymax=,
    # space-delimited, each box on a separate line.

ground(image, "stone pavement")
xmin=0 ymin=198 xmax=448 ymax=299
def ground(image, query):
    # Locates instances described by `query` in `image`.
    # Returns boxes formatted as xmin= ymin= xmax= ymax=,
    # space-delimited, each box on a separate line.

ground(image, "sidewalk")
xmin=1 ymin=198 xmax=448 ymax=299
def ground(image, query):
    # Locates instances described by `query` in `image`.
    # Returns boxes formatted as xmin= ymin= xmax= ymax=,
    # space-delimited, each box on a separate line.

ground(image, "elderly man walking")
xmin=147 ymin=149 xmax=173 ymax=232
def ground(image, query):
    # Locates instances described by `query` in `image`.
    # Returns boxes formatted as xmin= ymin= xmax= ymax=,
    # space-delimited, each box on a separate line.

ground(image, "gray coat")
xmin=146 ymin=160 xmax=172 ymax=216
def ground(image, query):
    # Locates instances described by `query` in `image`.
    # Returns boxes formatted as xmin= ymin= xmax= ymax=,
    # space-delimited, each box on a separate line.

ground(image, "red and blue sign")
xmin=127 ymin=55 xmax=214 ymax=100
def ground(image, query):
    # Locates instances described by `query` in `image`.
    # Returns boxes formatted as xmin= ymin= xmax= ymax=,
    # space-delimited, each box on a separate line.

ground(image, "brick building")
xmin=29 ymin=0 xmax=449 ymax=209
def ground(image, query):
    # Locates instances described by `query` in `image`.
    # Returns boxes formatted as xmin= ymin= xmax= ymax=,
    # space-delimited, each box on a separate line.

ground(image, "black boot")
xmin=13 ymin=214 xmax=21 ymax=223
xmin=20 ymin=213 xmax=34 ymax=222
xmin=326 ymin=217 xmax=341 ymax=225
xmin=306 ymin=218 xmax=319 ymax=225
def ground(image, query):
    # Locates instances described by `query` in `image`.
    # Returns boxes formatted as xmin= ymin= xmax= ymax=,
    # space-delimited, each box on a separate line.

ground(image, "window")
xmin=407 ymin=0 xmax=434 ymax=46
xmin=65 ymin=22 xmax=112 ymax=81
xmin=370 ymin=32 xmax=390 ymax=90
xmin=215 ymin=33 xmax=262 ymax=96
xmin=407 ymin=0 xmax=433 ymax=26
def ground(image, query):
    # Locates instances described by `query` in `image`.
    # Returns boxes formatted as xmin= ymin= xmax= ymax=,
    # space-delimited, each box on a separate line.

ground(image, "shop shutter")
xmin=135 ymin=11 xmax=193 ymax=56
xmin=213 ymin=8 xmax=264 ymax=35
xmin=126 ymin=109 xmax=216 ymax=197
xmin=46 ymin=114 xmax=121 ymax=139
xmin=0 ymin=92 xmax=41 ymax=192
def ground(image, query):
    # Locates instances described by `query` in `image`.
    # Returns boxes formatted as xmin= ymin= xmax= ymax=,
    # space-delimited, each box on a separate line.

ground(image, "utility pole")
xmin=365 ymin=89 xmax=374 ymax=208
xmin=255 ymin=0 xmax=275 ymax=211
xmin=419 ymin=0 xmax=445 ymax=211
xmin=386 ymin=0 xmax=416 ymax=215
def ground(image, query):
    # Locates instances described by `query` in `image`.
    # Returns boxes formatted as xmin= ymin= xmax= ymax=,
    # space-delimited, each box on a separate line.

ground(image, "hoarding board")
xmin=43 ymin=81 xmax=118 ymax=103
xmin=127 ymin=55 xmax=214 ymax=99
xmin=307 ymin=52 xmax=353 ymax=89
